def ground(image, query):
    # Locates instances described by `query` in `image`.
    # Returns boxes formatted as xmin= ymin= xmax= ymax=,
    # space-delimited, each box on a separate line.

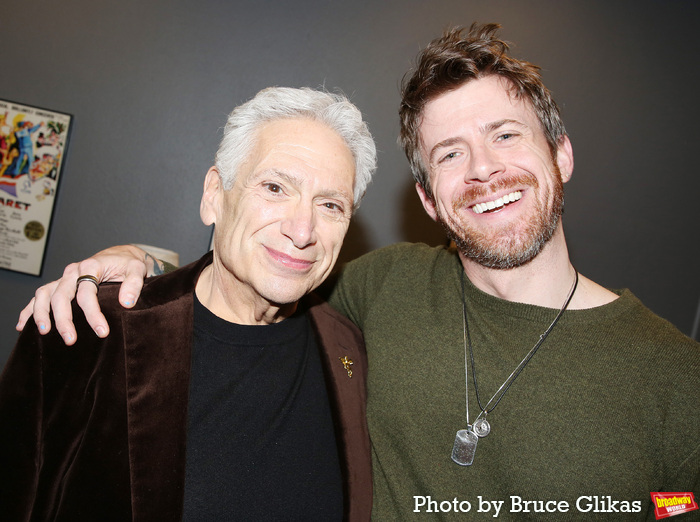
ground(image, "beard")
xmin=436 ymin=169 xmax=565 ymax=270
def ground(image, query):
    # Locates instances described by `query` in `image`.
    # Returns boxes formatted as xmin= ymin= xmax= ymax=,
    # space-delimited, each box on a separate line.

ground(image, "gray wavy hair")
xmin=215 ymin=87 xmax=377 ymax=210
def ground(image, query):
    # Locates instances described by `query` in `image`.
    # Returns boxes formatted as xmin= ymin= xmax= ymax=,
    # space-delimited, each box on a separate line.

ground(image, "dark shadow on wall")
xmin=318 ymin=176 xmax=449 ymax=300
xmin=399 ymin=174 xmax=447 ymax=247
xmin=317 ymin=216 xmax=372 ymax=300
xmin=335 ymin=216 xmax=373 ymax=268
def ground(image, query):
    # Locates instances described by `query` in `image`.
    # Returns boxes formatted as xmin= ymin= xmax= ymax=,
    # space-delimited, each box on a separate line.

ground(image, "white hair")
xmin=215 ymin=87 xmax=377 ymax=210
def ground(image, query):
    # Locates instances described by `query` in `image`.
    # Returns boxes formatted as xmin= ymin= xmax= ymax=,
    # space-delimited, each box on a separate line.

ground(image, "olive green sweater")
xmin=329 ymin=243 xmax=700 ymax=521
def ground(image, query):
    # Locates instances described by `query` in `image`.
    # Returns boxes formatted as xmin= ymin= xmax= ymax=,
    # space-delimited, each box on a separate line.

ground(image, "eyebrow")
xmin=263 ymin=169 xmax=303 ymax=188
xmin=428 ymin=137 xmax=463 ymax=166
xmin=427 ymin=118 xmax=527 ymax=165
xmin=482 ymin=118 xmax=523 ymax=134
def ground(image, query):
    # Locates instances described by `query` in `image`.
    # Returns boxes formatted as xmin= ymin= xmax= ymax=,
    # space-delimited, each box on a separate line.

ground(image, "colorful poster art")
xmin=0 ymin=99 xmax=72 ymax=275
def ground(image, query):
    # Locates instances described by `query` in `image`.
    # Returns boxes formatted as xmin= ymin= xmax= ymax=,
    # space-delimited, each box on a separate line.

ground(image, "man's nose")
xmin=466 ymin=144 xmax=505 ymax=183
xmin=280 ymin=203 xmax=316 ymax=248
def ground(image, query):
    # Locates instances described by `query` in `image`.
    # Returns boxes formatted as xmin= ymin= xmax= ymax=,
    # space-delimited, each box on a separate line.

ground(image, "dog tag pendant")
xmin=451 ymin=427 xmax=478 ymax=466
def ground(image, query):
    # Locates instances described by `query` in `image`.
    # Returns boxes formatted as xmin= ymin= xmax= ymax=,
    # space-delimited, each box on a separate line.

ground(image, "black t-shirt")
xmin=182 ymin=297 xmax=343 ymax=520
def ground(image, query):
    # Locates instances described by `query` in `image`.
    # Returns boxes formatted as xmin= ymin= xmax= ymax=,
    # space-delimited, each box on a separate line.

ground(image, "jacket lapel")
xmin=307 ymin=297 xmax=372 ymax=521
xmin=123 ymin=298 xmax=193 ymax=521
xmin=121 ymin=254 xmax=210 ymax=521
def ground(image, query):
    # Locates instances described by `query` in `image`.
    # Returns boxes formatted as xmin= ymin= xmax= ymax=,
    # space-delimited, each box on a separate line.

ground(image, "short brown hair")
xmin=399 ymin=23 xmax=567 ymax=198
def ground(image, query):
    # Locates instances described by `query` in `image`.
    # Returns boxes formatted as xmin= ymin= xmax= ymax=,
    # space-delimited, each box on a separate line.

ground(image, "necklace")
xmin=451 ymin=266 xmax=579 ymax=466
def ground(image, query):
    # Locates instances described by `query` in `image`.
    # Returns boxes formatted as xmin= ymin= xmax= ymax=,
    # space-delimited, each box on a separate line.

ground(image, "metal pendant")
xmin=451 ymin=427 xmax=478 ymax=466
xmin=473 ymin=417 xmax=491 ymax=438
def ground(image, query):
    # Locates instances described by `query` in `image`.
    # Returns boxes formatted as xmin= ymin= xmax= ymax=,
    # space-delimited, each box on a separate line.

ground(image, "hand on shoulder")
xmin=16 ymin=244 xmax=154 ymax=345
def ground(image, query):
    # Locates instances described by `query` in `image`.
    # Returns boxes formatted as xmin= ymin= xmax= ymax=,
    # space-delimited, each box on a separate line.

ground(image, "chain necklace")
xmin=451 ymin=266 xmax=579 ymax=466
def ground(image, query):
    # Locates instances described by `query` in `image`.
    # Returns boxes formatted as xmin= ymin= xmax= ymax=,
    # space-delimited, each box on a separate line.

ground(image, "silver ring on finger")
xmin=76 ymin=274 xmax=100 ymax=293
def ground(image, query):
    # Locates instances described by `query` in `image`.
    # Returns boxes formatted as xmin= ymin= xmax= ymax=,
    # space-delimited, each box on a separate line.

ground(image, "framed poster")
xmin=0 ymin=99 xmax=73 ymax=276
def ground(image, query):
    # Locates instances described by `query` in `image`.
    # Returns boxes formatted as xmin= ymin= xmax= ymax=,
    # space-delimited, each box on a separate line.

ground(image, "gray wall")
xmin=1 ymin=0 xmax=699 ymax=367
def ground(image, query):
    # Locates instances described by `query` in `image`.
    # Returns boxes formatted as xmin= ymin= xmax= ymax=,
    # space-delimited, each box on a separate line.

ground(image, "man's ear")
xmin=415 ymin=182 xmax=438 ymax=222
xmin=556 ymin=135 xmax=574 ymax=183
xmin=200 ymin=167 xmax=222 ymax=226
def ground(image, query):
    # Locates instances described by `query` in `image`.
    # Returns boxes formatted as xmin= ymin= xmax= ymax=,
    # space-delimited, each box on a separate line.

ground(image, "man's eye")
xmin=497 ymin=133 xmax=515 ymax=141
xmin=265 ymin=183 xmax=282 ymax=193
xmin=440 ymin=152 xmax=460 ymax=163
xmin=323 ymin=202 xmax=343 ymax=212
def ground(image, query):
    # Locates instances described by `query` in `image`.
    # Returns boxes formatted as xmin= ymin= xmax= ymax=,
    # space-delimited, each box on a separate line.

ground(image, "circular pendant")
xmin=473 ymin=418 xmax=491 ymax=438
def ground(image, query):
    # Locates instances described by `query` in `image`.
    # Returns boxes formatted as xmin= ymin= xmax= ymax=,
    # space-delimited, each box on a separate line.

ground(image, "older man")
xmin=1 ymin=87 xmax=376 ymax=521
xmin=15 ymin=24 xmax=700 ymax=520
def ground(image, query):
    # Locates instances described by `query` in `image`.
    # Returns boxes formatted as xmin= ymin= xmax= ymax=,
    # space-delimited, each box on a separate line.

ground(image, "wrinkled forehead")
xmin=247 ymin=118 xmax=356 ymax=193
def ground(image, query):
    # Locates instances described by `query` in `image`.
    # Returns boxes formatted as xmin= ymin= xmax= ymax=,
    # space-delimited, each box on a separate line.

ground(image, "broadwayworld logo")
xmin=650 ymin=492 xmax=698 ymax=520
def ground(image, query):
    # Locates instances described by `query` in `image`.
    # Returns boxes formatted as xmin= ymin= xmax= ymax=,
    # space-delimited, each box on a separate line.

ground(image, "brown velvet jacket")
xmin=0 ymin=253 xmax=371 ymax=521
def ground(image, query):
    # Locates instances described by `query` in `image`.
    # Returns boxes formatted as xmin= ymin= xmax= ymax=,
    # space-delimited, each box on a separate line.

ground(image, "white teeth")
xmin=471 ymin=191 xmax=522 ymax=214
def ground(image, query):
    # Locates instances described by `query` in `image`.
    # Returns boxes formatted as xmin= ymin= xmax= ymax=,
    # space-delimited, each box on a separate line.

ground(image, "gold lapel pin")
xmin=339 ymin=356 xmax=354 ymax=378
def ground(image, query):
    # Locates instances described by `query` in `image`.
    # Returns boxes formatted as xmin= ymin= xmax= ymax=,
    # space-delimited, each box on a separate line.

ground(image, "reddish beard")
xmin=438 ymin=170 xmax=564 ymax=270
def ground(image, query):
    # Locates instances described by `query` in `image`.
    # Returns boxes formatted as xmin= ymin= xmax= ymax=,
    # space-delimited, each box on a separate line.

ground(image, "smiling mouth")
xmin=266 ymin=247 xmax=314 ymax=271
xmin=471 ymin=190 xmax=522 ymax=214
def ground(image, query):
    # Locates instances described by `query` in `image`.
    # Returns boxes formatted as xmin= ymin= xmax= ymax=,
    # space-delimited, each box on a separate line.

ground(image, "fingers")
xmin=20 ymin=281 xmax=60 ymax=335
xmin=53 ymin=251 xmax=149 ymax=340
xmin=57 ymin=258 xmax=110 ymax=341
xmin=16 ymin=297 xmax=39 ymax=332
xmin=16 ymin=244 xmax=152 ymax=345
xmin=49 ymin=263 xmax=82 ymax=345
xmin=118 ymin=259 xmax=148 ymax=308
xmin=75 ymin=276 xmax=109 ymax=338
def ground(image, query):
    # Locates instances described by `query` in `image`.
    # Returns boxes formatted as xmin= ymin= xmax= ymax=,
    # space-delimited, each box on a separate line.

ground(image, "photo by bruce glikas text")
xmin=413 ymin=495 xmax=643 ymax=516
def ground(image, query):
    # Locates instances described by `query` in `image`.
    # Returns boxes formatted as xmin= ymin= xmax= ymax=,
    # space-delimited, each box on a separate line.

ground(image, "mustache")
xmin=453 ymin=174 xmax=538 ymax=209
